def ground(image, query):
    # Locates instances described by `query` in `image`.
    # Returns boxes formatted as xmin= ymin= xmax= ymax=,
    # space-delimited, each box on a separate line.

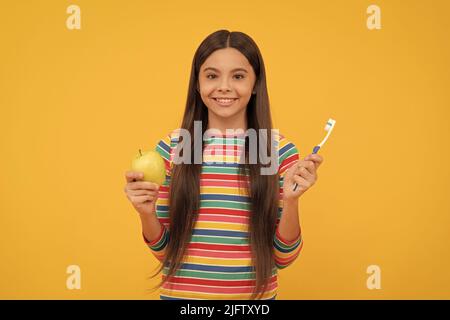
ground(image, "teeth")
xmin=215 ymin=98 xmax=236 ymax=102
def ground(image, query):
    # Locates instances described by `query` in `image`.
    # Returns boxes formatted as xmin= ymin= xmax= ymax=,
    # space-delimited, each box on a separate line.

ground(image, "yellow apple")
xmin=131 ymin=149 xmax=166 ymax=185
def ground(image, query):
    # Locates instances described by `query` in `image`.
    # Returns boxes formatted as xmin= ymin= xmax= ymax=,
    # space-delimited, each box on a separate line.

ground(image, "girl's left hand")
xmin=282 ymin=154 xmax=324 ymax=200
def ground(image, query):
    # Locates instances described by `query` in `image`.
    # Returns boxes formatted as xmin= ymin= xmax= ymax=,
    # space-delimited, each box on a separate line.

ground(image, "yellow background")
xmin=1 ymin=0 xmax=449 ymax=299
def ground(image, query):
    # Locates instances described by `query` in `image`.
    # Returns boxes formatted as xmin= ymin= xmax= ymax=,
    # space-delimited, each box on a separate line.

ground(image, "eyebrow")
xmin=203 ymin=67 xmax=248 ymax=73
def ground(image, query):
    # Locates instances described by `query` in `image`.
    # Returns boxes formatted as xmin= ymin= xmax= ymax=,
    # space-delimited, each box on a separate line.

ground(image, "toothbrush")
xmin=292 ymin=118 xmax=336 ymax=192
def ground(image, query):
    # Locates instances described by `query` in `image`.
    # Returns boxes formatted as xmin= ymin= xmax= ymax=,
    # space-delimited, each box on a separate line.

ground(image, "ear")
xmin=252 ymin=82 xmax=257 ymax=94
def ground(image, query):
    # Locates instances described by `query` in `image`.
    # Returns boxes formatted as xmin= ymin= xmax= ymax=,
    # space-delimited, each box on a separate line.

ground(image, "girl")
xmin=124 ymin=30 xmax=323 ymax=300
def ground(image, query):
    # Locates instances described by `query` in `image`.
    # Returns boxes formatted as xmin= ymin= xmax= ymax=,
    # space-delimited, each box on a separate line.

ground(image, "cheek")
xmin=199 ymin=89 xmax=215 ymax=105
xmin=236 ymin=95 xmax=251 ymax=108
xmin=237 ymin=82 xmax=253 ymax=94
xmin=198 ymin=79 xmax=214 ymax=94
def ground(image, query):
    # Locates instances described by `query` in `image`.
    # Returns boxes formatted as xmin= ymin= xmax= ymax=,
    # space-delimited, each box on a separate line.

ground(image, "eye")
xmin=206 ymin=74 xmax=217 ymax=79
xmin=234 ymin=74 xmax=245 ymax=80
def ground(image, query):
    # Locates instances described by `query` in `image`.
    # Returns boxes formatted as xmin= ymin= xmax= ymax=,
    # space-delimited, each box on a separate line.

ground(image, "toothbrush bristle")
xmin=324 ymin=118 xmax=336 ymax=131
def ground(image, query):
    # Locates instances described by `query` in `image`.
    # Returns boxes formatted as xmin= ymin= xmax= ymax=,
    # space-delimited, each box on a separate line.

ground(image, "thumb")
xmin=126 ymin=171 xmax=144 ymax=183
xmin=284 ymin=161 xmax=298 ymax=178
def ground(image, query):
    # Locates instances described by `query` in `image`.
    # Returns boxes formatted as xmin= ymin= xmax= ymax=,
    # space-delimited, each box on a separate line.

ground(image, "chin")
xmin=211 ymin=108 xmax=238 ymax=119
xmin=212 ymin=102 xmax=244 ymax=114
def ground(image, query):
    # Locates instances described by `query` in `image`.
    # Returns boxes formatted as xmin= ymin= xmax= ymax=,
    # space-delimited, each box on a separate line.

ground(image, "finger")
xmin=293 ymin=175 xmax=312 ymax=190
xmin=284 ymin=161 xmax=298 ymax=174
xmin=304 ymin=154 xmax=323 ymax=168
xmin=127 ymin=181 xmax=160 ymax=191
xmin=281 ymin=162 xmax=297 ymax=181
xmin=297 ymin=166 xmax=314 ymax=180
xmin=128 ymin=189 xmax=158 ymax=197
xmin=304 ymin=160 xmax=316 ymax=174
xmin=297 ymin=160 xmax=315 ymax=175
xmin=126 ymin=171 xmax=144 ymax=183
xmin=131 ymin=195 xmax=156 ymax=204
xmin=286 ymin=162 xmax=297 ymax=175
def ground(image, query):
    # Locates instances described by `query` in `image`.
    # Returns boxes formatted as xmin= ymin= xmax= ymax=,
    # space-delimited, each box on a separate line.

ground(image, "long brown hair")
xmin=149 ymin=29 xmax=280 ymax=300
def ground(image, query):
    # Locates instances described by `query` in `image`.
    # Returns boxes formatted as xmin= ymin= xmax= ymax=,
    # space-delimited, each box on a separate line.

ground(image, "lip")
xmin=211 ymin=97 xmax=239 ymax=107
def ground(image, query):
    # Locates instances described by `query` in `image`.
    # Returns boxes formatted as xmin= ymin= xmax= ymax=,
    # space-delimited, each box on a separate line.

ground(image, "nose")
xmin=218 ymin=78 xmax=232 ymax=93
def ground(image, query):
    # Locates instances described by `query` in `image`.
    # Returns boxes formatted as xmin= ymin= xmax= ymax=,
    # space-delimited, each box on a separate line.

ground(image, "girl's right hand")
xmin=124 ymin=171 xmax=160 ymax=216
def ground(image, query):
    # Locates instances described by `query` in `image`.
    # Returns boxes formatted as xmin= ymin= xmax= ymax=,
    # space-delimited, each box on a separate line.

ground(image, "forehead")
xmin=201 ymin=48 xmax=252 ymax=71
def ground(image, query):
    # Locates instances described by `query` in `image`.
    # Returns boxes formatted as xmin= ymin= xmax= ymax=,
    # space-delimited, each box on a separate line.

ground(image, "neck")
xmin=207 ymin=112 xmax=248 ymax=135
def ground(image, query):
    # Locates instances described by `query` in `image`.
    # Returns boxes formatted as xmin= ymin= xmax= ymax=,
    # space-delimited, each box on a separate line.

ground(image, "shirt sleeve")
xmin=142 ymin=132 xmax=173 ymax=262
xmin=273 ymin=134 xmax=303 ymax=269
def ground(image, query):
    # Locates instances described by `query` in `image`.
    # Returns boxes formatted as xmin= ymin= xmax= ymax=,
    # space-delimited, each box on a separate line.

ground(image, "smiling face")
xmin=198 ymin=47 xmax=257 ymax=132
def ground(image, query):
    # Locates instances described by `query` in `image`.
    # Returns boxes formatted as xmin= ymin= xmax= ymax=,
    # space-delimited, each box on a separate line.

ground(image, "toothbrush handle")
xmin=292 ymin=145 xmax=320 ymax=192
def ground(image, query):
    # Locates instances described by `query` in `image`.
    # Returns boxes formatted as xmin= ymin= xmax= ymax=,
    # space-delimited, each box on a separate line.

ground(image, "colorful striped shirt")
xmin=142 ymin=129 xmax=303 ymax=300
